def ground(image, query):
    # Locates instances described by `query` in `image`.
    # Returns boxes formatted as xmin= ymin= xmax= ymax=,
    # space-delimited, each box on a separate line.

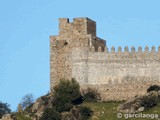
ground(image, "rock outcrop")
xmin=30 ymin=94 xmax=54 ymax=119
xmin=117 ymin=91 xmax=160 ymax=113
xmin=1 ymin=114 xmax=13 ymax=120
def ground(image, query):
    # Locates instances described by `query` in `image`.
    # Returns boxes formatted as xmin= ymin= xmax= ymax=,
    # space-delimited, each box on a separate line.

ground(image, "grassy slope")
xmin=83 ymin=102 xmax=160 ymax=120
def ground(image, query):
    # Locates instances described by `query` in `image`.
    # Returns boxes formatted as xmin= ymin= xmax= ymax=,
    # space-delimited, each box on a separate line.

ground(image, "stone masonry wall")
xmin=50 ymin=17 xmax=160 ymax=101
xmin=72 ymin=46 xmax=160 ymax=100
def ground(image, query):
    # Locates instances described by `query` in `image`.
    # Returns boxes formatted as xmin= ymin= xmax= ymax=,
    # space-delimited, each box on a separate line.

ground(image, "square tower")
xmin=50 ymin=17 xmax=106 ymax=89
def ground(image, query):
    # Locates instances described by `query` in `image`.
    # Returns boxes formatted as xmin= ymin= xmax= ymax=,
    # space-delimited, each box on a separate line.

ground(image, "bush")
xmin=39 ymin=108 xmax=61 ymax=120
xmin=137 ymin=91 xmax=160 ymax=110
xmin=140 ymin=93 xmax=158 ymax=108
xmin=79 ymin=106 xmax=93 ymax=120
xmin=53 ymin=78 xmax=82 ymax=112
xmin=147 ymin=85 xmax=160 ymax=92
xmin=82 ymin=88 xmax=101 ymax=102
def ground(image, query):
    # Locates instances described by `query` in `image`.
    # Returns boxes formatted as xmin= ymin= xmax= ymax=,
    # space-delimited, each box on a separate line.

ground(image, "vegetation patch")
xmin=82 ymin=88 xmax=101 ymax=102
xmin=147 ymin=85 xmax=160 ymax=93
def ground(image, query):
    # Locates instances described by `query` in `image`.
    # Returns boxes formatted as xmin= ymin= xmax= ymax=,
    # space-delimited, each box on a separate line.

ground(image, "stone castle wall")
xmin=71 ymin=46 xmax=160 ymax=100
xmin=50 ymin=17 xmax=160 ymax=100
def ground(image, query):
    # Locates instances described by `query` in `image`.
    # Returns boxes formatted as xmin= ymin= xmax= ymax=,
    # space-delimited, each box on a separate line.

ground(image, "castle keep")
xmin=50 ymin=17 xmax=160 ymax=101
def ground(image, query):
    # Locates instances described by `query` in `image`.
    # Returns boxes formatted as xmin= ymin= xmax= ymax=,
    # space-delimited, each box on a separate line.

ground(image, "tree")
xmin=53 ymin=78 xmax=82 ymax=112
xmin=0 ymin=101 xmax=11 ymax=118
xmin=21 ymin=94 xmax=34 ymax=109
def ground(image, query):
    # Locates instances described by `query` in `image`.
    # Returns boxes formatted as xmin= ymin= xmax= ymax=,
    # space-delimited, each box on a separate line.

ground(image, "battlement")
xmin=71 ymin=46 xmax=160 ymax=64
xmin=87 ymin=46 xmax=160 ymax=62
xmin=59 ymin=17 xmax=96 ymax=36
xmin=90 ymin=45 xmax=160 ymax=53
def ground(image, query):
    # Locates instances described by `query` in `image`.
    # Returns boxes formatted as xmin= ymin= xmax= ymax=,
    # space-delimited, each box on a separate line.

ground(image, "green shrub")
xmin=141 ymin=91 xmax=159 ymax=109
xmin=53 ymin=78 xmax=82 ymax=112
xmin=82 ymin=88 xmax=101 ymax=102
xmin=141 ymin=97 xmax=157 ymax=108
xmin=147 ymin=85 xmax=160 ymax=92
xmin=39 ymin=108 xmax=61 ymax=120
xmin=79 ymin=106 xmax=93 ymax=120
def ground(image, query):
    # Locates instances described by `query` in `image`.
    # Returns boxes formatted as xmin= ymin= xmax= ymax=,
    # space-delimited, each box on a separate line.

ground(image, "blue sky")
xmin=0 ymin=0 xmax=160 ymax=111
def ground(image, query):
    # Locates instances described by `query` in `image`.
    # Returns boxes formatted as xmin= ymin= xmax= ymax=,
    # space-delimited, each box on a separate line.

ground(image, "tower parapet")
xmin=59 ymin=17 xmax=96 ymax=36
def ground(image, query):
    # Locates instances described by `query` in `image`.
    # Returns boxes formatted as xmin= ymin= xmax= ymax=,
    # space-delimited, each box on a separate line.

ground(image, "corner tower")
xmin=50 ymin=17 xmax=106 ymax=89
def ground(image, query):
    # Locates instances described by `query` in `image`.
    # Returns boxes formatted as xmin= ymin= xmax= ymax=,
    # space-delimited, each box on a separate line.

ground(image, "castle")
xmin=50 ymin=17 xmax=160 ymax=101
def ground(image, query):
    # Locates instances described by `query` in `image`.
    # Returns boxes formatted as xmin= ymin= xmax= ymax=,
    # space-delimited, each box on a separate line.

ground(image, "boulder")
xmin=117 ymin=91 xmax=160 ymax=113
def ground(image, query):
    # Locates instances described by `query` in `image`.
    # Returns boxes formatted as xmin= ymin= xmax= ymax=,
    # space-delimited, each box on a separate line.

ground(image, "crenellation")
xmin=145 ymin=46 xmax=149 ymax=52
xmin=158 ymin=46 xmax=160 ymax=52
xmin=86 ymin=17 xmax=96 ymax=36
xmin=152 ymin=46 xmax=156 ymax=52
xmin=88 ymin=49 xmax=160 ymax=63
xmin=131 ymin=46 xmax=135 ymax=52
xmin=138 ymin=46 xmax=142 ymax=52
xmin=104 ymin=46 xmax=108 ymax=53
xmin=111 ymin=46 xmax=115 ymax=53
xmin=59 ymin=18 xmax=72 ymax=35
xmin=124 ymin=46 xmax=129 ymax=52
xmin=118 ymin=46 xmax=122 ymax=53
xmin=89 ymin=45 xmax=160 ymax=55
xmin=59 ymin=18 xmax=69 ymax=24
